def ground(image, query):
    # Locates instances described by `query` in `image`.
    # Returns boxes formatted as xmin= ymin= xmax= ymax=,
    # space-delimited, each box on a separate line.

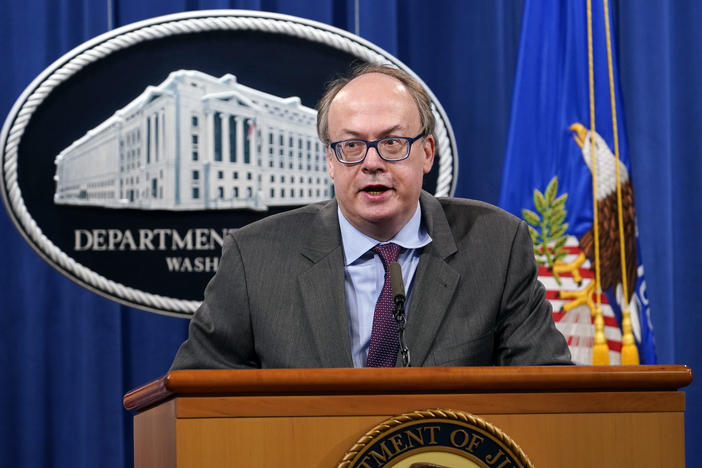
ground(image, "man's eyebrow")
xmin=339 ymin=125 xmax=405 ymax=139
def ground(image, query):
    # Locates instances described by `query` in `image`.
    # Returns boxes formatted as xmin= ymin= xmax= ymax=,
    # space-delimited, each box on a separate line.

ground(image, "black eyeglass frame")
xmin=328 ymin=132 xmax=425 ymax=165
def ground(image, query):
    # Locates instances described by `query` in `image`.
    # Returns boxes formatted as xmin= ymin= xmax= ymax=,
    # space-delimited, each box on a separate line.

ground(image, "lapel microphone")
xmin=389 ymin=262 xmax=410 ymax=367
xmin=389 ymin=262 xmax=406 ymax=305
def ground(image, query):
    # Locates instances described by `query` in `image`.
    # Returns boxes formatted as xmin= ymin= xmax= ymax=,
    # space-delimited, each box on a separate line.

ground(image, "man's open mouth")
xmin=362 ymin=185 xmax=391 ymax=196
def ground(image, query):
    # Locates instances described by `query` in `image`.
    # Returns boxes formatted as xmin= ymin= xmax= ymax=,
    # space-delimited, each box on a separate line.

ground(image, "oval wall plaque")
xmin=0 ymin=10 xmax=458 ymax=317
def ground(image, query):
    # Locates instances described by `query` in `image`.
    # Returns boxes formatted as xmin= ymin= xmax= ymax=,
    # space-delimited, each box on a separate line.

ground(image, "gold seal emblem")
xmin=338 ymin=409 xmax=533 ymax=468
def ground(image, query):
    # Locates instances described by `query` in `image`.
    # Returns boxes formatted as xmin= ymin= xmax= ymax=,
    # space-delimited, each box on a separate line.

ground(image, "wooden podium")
xmin=124 ymin=365 xmax=692 ymax=467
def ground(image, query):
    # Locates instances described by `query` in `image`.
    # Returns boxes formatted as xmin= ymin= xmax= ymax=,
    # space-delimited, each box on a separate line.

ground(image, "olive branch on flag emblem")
xmin=522 ymin=176 xmax=569 ymax=285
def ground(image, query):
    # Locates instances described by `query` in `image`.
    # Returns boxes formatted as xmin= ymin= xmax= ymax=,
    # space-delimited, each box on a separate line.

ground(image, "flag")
xmin=499 ymin=0 xmax=656 ymax=365
xmin=247 ymin=119 xmax=256 ymax=139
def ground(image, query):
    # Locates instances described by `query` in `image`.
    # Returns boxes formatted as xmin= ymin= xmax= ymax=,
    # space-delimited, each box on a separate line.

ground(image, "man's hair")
xmin=316 ymin=63 xmax=435 ymax=144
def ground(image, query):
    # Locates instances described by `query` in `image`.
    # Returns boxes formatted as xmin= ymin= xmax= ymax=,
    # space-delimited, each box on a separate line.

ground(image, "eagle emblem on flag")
xmin=522 ymin=121 xmax=642 ymax=365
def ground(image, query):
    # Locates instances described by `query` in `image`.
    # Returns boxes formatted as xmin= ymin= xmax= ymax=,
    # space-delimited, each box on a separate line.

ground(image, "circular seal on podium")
xmin=338 ymin=409 xmax=533 ymax=468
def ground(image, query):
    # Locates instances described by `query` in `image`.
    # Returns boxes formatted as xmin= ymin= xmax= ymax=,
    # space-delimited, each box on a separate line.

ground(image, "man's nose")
xmin=361 ymin=146 xmax=385 ymax=171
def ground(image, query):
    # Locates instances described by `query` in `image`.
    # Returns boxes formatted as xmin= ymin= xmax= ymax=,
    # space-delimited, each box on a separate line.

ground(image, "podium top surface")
xmin=123 ymin=365 xmax=692 ymax=412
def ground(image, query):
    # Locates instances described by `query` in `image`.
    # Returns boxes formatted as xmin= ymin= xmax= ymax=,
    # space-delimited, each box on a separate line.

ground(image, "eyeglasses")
xmin=329 ymin=133 xmax=424 ymax=164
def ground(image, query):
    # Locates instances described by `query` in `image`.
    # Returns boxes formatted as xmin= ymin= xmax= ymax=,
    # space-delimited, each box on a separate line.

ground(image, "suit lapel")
xmin=404 ymin=193 xmax=460 ymax=366
xmin=297 ymin=200 xmax=354 ymax=367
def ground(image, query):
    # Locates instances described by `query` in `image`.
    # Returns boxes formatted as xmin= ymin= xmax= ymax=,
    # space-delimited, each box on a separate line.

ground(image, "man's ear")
xmin=326 ymin=147 xmax=335 ymax=180
xmin=422 ymin=134 xmax=436 ymax=174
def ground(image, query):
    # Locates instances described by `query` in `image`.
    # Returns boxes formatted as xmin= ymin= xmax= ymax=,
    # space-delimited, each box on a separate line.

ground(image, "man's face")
xmin=326 ymin=73 xmax=435 ymax=241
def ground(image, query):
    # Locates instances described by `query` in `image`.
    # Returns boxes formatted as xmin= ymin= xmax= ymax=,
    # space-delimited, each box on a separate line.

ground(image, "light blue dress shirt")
xmin=338 ymin=203 xmax=432 ymax=367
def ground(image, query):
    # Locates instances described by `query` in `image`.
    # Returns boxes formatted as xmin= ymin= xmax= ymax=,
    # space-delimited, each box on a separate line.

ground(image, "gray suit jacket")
xmin=170 ymin=191 xmax=571 ymax=369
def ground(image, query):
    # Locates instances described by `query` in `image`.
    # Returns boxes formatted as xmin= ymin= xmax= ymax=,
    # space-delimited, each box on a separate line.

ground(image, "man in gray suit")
xmin=170 ymin=65 xmax=571 ymax=370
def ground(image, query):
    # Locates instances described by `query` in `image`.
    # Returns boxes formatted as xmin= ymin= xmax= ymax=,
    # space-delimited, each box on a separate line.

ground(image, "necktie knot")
xmin=371 ymin=243 xmax=401 ymax=269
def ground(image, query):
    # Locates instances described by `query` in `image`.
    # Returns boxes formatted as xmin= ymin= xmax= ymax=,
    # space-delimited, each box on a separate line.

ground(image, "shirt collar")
xmin=338 ymin=202 xmax=432 ymax=266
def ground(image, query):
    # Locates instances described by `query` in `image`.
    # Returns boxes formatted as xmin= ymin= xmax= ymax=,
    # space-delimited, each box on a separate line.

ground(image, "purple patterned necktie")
xmin=366 ymin=243 xmax=402 ymax=367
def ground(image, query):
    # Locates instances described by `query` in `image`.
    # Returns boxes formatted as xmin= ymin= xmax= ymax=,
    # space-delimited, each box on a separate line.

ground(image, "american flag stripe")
xmin=565 ymin=337 xmax=622 ymax=352
xmin=552 ymin=309 xmax=620 ymax=328
xmin=538 ymin=265 xmax=595 ymax=279
xmin=536 ymin=245 xmax=582 ymax=254
xmin=534 ymin=236 xmax=623 ymax=364
xmin=544 ymin=289 xmax=610 ymax=304
xmin=607 ymin=340 xmax=622 ymax=352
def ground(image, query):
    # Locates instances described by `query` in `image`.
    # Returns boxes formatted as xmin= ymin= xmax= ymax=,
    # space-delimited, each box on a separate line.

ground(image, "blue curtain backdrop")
xmin=0 ymin=1 xmax=699 ymax=466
